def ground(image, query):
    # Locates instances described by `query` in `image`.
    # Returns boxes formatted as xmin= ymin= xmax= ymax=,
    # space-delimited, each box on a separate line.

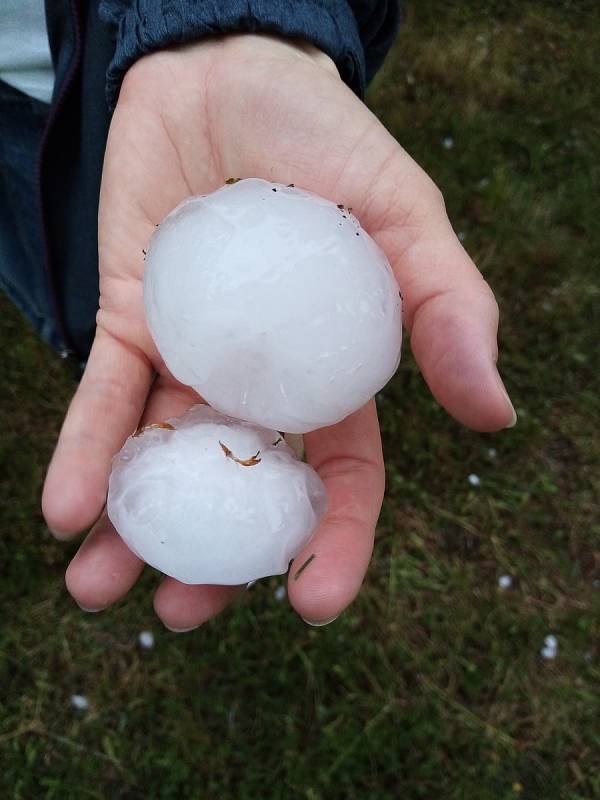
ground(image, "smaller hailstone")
xmin=138 ymin=630 xmax=155 ymax=649
xmin=70 ymin=694 xmax=89 ymax=711
xmin=442 ymin=136 xmax=455 ymax=150
xmin=107 ymin=405 xmax=327 ymax=585
xmin=274 ymin=585 xmax=287 ymax=602
xmin=498 ymin=574 xmax=512 ymax=589
xmin=457 ymin=231 xmax=467 ymax=242
xmin=468 ymin=473 xmax=481 ymax=487
xmin=541 ymin=634 xmax=558 ymax=660
xmin=487 ymin=447 xmax=497 ymax=459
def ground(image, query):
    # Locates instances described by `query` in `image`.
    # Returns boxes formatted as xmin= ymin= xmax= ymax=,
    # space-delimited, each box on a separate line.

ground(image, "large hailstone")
xmin=107 ymin=405 xmax=327 ymax=585
xmin=144 ymin=178 xmax=402 ymax=434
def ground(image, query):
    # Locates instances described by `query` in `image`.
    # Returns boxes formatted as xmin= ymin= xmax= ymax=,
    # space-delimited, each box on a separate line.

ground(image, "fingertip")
xmin=287 ymin=548 xmax=365 ymax=625
xmin=42 ymin=463 xmax=107 ymax=539
xmin=301 ymin=614 xmax=340 ymax=627
xmin=42 ymin=332 xmax=152 ymax=541
xmin=427 ymin=352 xmax=516 ymax=432
xmin=496 ymin=375 xmax=518 ymax=429
xmin=410 ymin=286 xmax=515 ymax=432
xmin=65 ymin=515 xmax=144 ymax=610
xmin=153 ymin=579 xmax=243 ymax=631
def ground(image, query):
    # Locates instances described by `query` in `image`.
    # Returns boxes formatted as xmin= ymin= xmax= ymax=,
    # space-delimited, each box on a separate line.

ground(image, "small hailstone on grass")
xmin=70 ymin=694 xmax=89 ymax=711
xmin=541 ymin=634 xmax=558 ymax=660
xmin=487 ymin=447 xmax=497 ymax=459
xmin=144 ymin=178 xmax=402 ymax=434
xmin=107 ymin=405 xmax=327 ymax=585
xmin=274 ymin=585 xmax=287 ymax=602
xmin=498 ymin=574 xmax=512 ymax=589
xmin=138 ymin=630 xmax=155 ymax=650
xmin=468 ymin=473 xmax=481 ymax=487
xmin=442 ymin=136 xmax=455 ymax=150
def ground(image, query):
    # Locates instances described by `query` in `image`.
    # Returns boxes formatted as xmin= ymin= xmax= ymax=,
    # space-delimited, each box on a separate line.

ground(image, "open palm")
xmin=43 ymin=35 xmax=515 ymax=629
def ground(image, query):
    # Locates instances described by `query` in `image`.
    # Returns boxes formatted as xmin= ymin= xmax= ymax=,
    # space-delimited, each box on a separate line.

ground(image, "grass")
xmin=1 ymin=1 xmax=599 ymax=797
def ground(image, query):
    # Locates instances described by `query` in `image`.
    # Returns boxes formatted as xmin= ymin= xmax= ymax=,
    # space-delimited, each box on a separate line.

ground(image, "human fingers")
xmin=62 ymin=374 xmax=198 ymax=608
xmin=65 ymin=512 xmax=144 ymax=611
xmin=330 ymin=118 xmax=515 ymax=432
xmin=287 ymin=400 xmax=384 ymax=625
xmin=374 ymin=209 xmax=515 ymax=432
xmin=153 ymin=579 xmax=245 ymax=632
xmin=336 ymin=113 xmax=516 ymax=431
xmin=42 ymin=330 xmax=152 ymax=538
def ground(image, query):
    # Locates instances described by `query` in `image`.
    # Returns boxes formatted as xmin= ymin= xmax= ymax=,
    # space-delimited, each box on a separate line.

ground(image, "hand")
xmin=42 ymin=34 xmax=516 ymax=629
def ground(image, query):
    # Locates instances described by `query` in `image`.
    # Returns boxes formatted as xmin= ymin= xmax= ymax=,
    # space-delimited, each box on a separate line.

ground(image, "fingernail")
xmin=76 ymin=603 xmax=105 ymax=613
xmin=48 ymin=527 xmax=73 ymax=541
xmin=164 ymin=624 xmax=199 ymax=633
xmin=496 ymin=374 xmax=517 ymax=428
xmin=301 ymin=614 xmax=339 ymax=627
xmin=502 ymin=388 xmax=517 ymax=428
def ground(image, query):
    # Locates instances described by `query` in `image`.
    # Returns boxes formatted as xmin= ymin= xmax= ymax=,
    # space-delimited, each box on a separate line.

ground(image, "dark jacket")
xmin=42 ymin=0 xmax=401 ymax=358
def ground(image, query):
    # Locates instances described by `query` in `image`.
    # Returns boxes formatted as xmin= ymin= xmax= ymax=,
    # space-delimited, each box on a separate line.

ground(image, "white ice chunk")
xmin=107 ymin=405 xmax=327 ymax=585
xmin=468 ymin=473 xmax=481 ymax=487
xmin=274 ymin=585 xmax=287 ymax=602
xmin=498 ymin=574 xmax=512 ymax=589
xmin=70 ymin=694 xmax=89 ymax=711
xmin=143 ymin=179 xmax=402 ymax=433
xmin=138 ymin=630 xmax=155 ymax=649
xmin=541 ymin=634 xmax=558 ymax=660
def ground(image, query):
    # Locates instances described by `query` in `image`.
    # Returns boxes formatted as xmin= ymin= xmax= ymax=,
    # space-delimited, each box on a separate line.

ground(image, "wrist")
xmin=119 ymin=33 xmax=340 ymax=109
xmin=217 ymin=33 xmax=340 ymax=77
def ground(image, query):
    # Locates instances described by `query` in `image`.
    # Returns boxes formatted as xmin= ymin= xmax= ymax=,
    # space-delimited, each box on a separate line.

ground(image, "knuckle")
xmin=423 ymin=179 xmax=447 ymax=216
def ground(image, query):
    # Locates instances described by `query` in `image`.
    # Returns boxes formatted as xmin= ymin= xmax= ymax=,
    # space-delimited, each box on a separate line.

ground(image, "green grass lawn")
xmin=1 ymin=2 xmax=599 ymax=798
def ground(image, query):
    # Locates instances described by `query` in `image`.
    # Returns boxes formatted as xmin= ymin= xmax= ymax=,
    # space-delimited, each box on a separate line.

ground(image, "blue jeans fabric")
xmin=0 ymin=79 xmax=66 ymax=352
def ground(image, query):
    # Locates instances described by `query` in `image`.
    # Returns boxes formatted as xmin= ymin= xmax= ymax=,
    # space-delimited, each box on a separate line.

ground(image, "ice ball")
xmin=107 ymin=405 xmax=327 ymax=585
xmin=144 ymin=178 xmax=402 ymax=433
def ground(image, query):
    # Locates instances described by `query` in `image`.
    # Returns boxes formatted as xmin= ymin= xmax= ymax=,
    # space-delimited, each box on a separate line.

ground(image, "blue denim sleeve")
xmin=98 ymin=0 xmax=401 ymax=109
